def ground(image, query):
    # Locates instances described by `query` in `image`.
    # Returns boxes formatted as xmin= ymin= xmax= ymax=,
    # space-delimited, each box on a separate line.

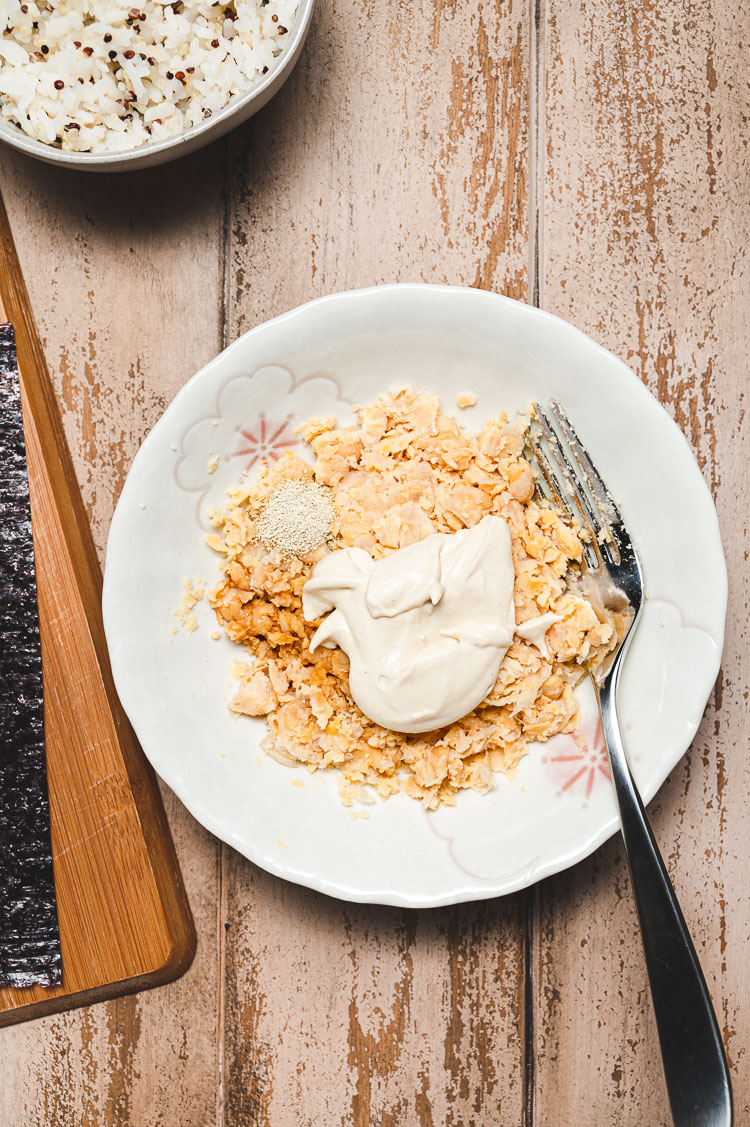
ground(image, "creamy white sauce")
xmin=515 ymin=612 xmax=561 ymax=659
xmin=302 ymin=515 xmax=560 ymax=734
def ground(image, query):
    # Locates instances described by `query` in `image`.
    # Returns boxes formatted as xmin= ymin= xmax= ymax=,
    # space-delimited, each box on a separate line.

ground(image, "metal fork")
xmin=526 ymin=401 xmax=732 ymax=1127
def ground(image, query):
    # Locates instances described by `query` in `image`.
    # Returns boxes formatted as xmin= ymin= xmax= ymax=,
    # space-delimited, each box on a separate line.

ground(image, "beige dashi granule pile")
xmin=255 ymin=479 xmax=334 ymax=556
xmin=207 ymin=389 xmax=625 ymax=808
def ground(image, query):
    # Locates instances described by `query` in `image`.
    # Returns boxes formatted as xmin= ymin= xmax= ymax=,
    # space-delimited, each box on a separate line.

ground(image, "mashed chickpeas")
xmin=208 ymin=389 xmax=622 ymax=808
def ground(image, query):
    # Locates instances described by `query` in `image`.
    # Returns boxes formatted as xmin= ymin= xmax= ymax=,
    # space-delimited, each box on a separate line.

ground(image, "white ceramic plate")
xmin=103 ymin=285 xmax=726 ymax=907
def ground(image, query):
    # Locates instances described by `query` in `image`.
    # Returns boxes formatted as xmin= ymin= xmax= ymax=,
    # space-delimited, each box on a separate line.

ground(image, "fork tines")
xmin=524 ymin=401 xmax=627 ymax=571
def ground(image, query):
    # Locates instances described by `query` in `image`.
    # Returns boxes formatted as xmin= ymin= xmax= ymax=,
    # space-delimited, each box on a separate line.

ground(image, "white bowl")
xmin=0 ymin=0 xmax=315 ymax=172
xmin=103 ymin=284 xmax=727 ymax=907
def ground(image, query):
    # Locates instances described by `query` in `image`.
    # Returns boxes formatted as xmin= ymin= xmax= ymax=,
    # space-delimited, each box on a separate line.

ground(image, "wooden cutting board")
xmin=0 ymin=195 xmax=195 ymax=1028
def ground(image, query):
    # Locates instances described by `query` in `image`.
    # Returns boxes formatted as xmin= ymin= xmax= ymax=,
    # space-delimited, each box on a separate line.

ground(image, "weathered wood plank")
xmin=224 ymin=875 xmax=526 ymax=1127
xmin=226 ymin=0 xmax=529 ymax=336
xmin=0 ymin=148 xmax=224 ymax=1127
xmin=534 ymin=0 xmax=749 ymax=1123
xmin=222 ymin=1 xmax=530 ymax=1124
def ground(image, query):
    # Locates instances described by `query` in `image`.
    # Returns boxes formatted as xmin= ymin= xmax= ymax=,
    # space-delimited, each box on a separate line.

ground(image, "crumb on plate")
xmin=174 ymin=577 xmax=205 ymax=632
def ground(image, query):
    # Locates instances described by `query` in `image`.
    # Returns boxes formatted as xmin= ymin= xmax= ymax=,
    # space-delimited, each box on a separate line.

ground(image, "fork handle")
xmin=598 ymin=660 xmax=733 ymax=1127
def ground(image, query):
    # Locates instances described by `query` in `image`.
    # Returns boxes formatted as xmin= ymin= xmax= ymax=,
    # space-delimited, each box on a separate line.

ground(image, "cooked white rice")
xmin=0 ymin=0 xmax=299 ymax=152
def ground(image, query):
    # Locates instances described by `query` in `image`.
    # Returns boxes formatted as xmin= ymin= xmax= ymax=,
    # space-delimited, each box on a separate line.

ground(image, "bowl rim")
xmin=0 ymin=0 xmax=315 ymax=169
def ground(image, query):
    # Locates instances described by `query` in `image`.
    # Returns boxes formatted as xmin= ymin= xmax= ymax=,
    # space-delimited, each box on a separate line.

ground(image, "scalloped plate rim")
xmin=102 ymin=284 xmax=727 ymax=908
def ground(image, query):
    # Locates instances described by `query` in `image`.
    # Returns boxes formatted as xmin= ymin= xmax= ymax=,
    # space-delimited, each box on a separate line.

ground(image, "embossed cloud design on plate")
xmin=102 ymin=285 xmax=726 ymax=908
xmin=175 ymin=364 xmax=354 ymax=529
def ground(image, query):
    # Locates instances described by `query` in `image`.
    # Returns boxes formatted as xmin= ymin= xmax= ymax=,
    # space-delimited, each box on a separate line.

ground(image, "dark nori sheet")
xmin=0 ymin=323 xmax=61 ymax=988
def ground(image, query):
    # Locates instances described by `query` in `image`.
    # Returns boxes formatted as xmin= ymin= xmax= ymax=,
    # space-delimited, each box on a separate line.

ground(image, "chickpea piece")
xmin=508 ymin=458 xmax=535 ymax=502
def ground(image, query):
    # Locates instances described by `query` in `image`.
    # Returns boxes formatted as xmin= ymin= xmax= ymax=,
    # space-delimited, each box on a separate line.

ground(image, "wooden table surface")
xmin=1 ymin=1 xmax=747 ymax=1123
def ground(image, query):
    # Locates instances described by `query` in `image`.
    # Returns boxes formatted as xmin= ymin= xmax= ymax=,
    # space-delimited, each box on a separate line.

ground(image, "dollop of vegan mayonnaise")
xmin=302 ymin=515 xmax=553 ymax=734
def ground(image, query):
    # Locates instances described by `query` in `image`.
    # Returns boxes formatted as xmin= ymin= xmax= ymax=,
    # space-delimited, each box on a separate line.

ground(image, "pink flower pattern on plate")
xmin=542 ymin=715 xmax=610 ymax=803
xmin=234 ymin=413 xmax=299 ymax=469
